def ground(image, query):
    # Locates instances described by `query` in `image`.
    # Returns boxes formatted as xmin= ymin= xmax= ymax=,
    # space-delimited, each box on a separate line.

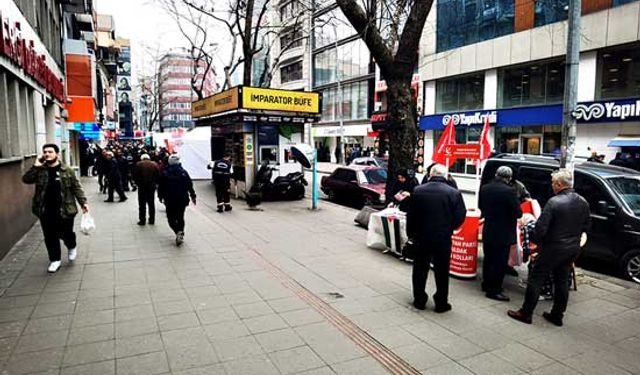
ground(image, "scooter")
xmin=250 ymin=162 xmax=307 ymax=201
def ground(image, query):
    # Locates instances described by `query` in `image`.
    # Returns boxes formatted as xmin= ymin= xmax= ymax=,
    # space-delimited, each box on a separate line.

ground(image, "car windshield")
xmin=363 ymin=169 xmax=387 ymax=184
xmin=608 ymin=177 xmax=640 ymax=217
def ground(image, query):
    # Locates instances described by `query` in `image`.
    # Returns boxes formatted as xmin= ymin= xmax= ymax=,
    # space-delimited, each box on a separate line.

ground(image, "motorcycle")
xmin=249 ymin=162 xmax=308 ymax=201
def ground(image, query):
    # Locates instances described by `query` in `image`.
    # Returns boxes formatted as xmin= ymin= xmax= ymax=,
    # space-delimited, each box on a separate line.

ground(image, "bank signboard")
xmin=573 ymin=98 xmax=640 ymax=123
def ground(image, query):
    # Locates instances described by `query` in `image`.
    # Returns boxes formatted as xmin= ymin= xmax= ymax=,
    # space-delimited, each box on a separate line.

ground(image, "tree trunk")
xmin=385 ymin=79 xmax=417 ymax=194
xmin=242 ymin=0 xmax=255 ymax=86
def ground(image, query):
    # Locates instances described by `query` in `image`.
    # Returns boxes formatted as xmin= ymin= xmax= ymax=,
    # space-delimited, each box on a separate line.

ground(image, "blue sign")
xmin=420 ymin=97 xmax=640 ymax=130
xmin=573 ymin=98 xmax=640 ymax=123
xmin=71 ymin=123 xmax=100 ymax=132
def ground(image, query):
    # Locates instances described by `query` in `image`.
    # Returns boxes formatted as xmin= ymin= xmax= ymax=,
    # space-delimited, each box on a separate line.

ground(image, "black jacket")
xmin=212 ymin=159 xmax=233 ymax=184
xmin=388 ymin=178 xmax=419 ymax=211
xmin=479 ymin=179 xmax=522 ymax=246
xmin=533 ymin=189 xmax=590 ymax=255
xmin=407 ymin=176 xmax=467 ymax=245
xmin=158 ymin=165 xmax=196 ymax=206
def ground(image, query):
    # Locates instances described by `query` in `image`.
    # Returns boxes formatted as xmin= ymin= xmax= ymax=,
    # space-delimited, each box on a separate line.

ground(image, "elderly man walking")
xmin=133 ymin=154 xmax=160 ymax=225
xmin=407 ymin=164 xmax=466 ymax=313
xmin=158 ymin=154 xmax=196 ymax=246
xmin=479 ymin=166 xmax=522 ymax=301
xmin=508 ymin=170 xmax=590 ymax=326
xmin=22 ymin=144 xmax=89 ymax=273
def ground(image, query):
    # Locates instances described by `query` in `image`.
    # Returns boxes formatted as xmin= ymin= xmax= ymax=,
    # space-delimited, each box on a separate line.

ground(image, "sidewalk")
xmin=0 ymin=178 xmax=639 ymax=375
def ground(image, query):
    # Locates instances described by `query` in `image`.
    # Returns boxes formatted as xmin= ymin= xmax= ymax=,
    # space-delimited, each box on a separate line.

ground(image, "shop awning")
xmin=608 ymin=137 xmax=640 ymax=147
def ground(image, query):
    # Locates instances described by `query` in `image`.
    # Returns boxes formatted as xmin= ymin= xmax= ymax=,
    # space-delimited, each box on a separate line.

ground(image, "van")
xmin=481 ymin=154 xmax=640 ymax=283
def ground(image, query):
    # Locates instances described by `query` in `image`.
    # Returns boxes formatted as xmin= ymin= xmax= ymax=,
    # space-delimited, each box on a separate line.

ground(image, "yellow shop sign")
xmin=242 ymin=87 xmax=320 ymax=114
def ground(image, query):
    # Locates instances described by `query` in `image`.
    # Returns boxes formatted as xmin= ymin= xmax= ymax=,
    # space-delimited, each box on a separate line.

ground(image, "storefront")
xmin=419 ymin=97 xmax=640 ymax=188
xmin=311 ymin=124 xmax=374 ymax=163
xmin=193 ymin=86 xmax=321 ymax=192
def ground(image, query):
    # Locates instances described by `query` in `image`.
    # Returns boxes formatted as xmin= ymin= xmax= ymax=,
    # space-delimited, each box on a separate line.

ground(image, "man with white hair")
xmin=508 ymin=170 xmax=590 ymax=326
xmin=407 ymin=164 xmax=466 ymax=313
xmin=133 ymin=154 xmax=160 ymax=225
xmin=479 ymin=165 xmax=522 ymax=302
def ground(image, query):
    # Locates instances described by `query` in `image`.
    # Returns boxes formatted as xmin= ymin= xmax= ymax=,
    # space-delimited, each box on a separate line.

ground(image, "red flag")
xmin=479 ymin=115 xmax=492 ymax=161
xmin=432 ymin=117 xmax=457 ymax=165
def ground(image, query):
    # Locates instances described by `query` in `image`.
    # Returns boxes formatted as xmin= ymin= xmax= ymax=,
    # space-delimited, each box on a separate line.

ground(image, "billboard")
xmin=117 ymin=44 xmax=133 ymax=136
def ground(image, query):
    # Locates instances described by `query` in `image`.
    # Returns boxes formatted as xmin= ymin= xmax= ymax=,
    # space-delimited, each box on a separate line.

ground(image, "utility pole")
xmin=560 ymin=0 xmax=581 ymax=172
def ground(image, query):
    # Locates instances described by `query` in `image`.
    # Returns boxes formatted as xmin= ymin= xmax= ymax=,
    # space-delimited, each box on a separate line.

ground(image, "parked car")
xmin=349 ymin=156 xmax=388 ymax=169
xmin=482 ymin=154 xmax=640 ymax=283
xmin=321 ymin=166 xmax=387 ymax=208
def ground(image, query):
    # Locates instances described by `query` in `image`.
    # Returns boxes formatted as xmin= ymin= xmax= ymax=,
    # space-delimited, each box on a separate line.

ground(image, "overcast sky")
xmin=95 ymin=0 xmax=228 ymax=85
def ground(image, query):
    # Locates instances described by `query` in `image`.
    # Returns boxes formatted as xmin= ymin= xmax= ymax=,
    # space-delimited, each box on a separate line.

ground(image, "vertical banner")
xmin=450 ymin=210 xmax=481 ymax=278
xmin=244 ymin=134 xmax=254 ymax=167
xmin=117 ymin=44 xmax=133 ymax=137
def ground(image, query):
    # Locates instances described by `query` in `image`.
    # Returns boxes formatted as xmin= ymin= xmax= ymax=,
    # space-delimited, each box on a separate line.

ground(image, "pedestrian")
xmin=388 ymin=168 xmax=418 ymax=212
xmin=133 ymin=154 xmax=160 ymax=225
xmin=95 ymin=150 xmax=108 ymax=194
xmin=22 ymin=144 xmax=89 ymax=273
xmin=210 ymin=153 xmax=233 ymax=213
xmin=158 ymin=154 xmax=196 ymax=246
xmin=407 ymin=164 xmax=466 ymax=313
xmin=587 ymin=151 xmax=604 ymax=163
xmin=508 ymin=170 xmax=590 ymax=326
xmin=478 ymin=166 xmax=522 ymax=301
xmin=104 ymin=151 xmax=127 ymax=202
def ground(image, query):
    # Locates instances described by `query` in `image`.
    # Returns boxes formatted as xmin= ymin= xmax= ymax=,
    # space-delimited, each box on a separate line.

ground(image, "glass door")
xmin=521 ymin=135 xmax=542 ymax=155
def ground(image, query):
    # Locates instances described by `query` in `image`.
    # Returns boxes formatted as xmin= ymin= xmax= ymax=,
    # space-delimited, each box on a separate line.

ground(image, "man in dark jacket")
xmin=407 ymin=164 xmax=466 ymax=313
xmin=508 ymin=170 xmax=590 ymax=326
xmin=479 ymin=166 xmax=522 ymax=301
xmin=104 ymin=151 xmax=127 ymax=202
xmin=133 ymin=154 xmax=160 ymax=225
xmin=209 ymin=153 xmax=233 ymax=213
xmin=22 ymin=144 xmax=89 ymax=273
xmin=158 ymin=154 xmax=196 ymax=246
xmin=388 ymin=169 xmax=418 ymax=212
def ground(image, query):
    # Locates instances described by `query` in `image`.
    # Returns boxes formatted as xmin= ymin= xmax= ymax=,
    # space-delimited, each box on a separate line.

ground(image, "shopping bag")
xmin=80 ymin=213 xmax=96 ymax=235
xmin=354 ymin=206 xmax=377 ymax=229
xmin=508 ymin=243 xmax=523 ymax=267
xmin=366 ymin=213 xmax=386 ymax=250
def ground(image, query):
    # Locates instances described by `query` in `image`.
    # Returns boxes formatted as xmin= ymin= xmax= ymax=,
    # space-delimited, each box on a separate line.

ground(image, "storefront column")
xmin=34 ymin=92 xmax=47 ymax=150
xmin=484 ymin=70 xmax=498 ymax=109
xmin=44 ymin=102 xmax=56 ymax=144
xmin=578 ymin=51 xmax=597 ymax=102
xmin=0 ymin=72 xmax=11 ymax=157
xmin=7 ymin=79 xmax=23 ymax=156
xmin=329 ymin=137 xmax=338 ymax=163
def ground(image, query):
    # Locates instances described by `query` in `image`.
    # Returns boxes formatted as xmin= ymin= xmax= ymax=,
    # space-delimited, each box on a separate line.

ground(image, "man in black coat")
xmin=158 ymin=154 xmax=196 ymax=246
xmin=104 ymin=151 xmax=127 ymax=203
xmin=479 ymin=166 xmax=522 ymax=301
xmin=209 ymin=153 xmax=233 ymax=213
xmin=407 ymin=164 xmax=466 ymax=313
xmin=508 ymin=170 xmax=590 ymax=326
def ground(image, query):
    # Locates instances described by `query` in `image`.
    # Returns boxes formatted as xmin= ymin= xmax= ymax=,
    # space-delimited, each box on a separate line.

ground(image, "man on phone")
xmin=22 ymin=144 xmax=89 ymax=273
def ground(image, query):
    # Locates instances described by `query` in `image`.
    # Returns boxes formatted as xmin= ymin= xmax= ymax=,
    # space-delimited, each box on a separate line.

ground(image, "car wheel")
xmin=620 ymin=250 xmax=640 ymax=284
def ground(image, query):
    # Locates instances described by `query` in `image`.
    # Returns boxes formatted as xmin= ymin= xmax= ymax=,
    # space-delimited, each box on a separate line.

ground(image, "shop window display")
xmin=435 ymin=74 xmax=484 ymax=113
xmin=499 ymin=60 xmax=565 ymax=108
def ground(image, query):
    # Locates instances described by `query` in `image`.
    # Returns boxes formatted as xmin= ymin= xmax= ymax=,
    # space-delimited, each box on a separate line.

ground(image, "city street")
xmin=0 ymin=179 xmax=639 ymax=375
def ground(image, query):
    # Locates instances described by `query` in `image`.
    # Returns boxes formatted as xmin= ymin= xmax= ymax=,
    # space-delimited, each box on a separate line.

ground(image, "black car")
xmin=482 ymin=154 xmax=640 ymax=283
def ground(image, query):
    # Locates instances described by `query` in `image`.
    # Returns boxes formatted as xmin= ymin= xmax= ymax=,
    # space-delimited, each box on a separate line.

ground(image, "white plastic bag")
xmin=80 ymin=213 xmax=96 ymax=235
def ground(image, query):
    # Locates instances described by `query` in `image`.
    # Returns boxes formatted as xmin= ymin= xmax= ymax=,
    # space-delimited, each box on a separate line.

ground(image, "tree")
xmin=336 ymin=0 xmax=432 ymax=191
xmin=136 ymin=44 xmax=178 ymax=132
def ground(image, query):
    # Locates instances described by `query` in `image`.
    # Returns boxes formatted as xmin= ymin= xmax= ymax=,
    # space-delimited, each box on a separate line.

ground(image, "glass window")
xmin=281 ymin=61 xmax=303 ymax=83
xmin=320 ymin=81 xmax=369 ymax=122
xmin=437 ymin=0 xmax=514 ymax=53
xmin=613 ymin=0 xmax=637 ymax=4
xmin=435 ymin=73 xmax=484 ymax=113
xmin=314 ymin=40 xmax=370 ymax=87
xmin=607 ymin=177 xmax=640 ymax=217
xmin=543 ymin=125 xmax=561 ymax=155
xmin=534 ymin=0 xmax=569 ymax=27
xmin=280 ymin=27 xmax=303 ymax=49
xmin=313 ymin=10 xmax=354 ymax=49
xmin=597 ymin=46 xmax=640 ymax=100
xmin=499 ymin=59 xmax=565 ymax=108
xmin=280 ymin=1 xmax=303 ymax=22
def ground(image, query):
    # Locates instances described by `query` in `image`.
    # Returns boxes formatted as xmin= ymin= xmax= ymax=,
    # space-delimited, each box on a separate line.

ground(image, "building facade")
xmin=0 ymin=0 xmax=66 ymax=256
xmin=419 ymin=0 xmax=640 ymax=191
xmin=158 ymin=53 xmax=217 ymax=131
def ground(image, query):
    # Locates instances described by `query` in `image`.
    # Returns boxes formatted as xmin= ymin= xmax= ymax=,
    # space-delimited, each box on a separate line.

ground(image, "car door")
xmin=342 ymin=169 xmax=360 ymax=203
xmin=574 ymin=173 xmax=619 ymax=259
xmin=328 ymin=169 xmax=349 ymax=201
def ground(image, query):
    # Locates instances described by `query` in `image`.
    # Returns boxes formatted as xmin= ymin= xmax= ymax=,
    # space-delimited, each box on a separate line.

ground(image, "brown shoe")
xmin=507 ymin=309 xmax=532 ymax=324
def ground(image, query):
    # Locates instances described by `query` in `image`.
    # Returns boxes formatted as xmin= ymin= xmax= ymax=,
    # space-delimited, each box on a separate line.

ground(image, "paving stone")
xmin=196 ymin=306 xmax=238 ymax=325
xmin=426 ymin=361 xmax=476 ymax=375
xmin=115 ymin=318 xmax=159 ymax=338
xmin=60 ymin=360 xmax=115 ymax=375
xmin=232 ymin=301 xmax=274 ymax=319
xmin=3 ymin=348 xmax=64 ymax=375
xmin=170 ymin=364 xmax=226 ymax=375
xmin=202 ymin=320 xmax=250 ymax=341
xmin=210 ymin=335 xmax=264 ymax=361
xmin=62 ymin=339 xmax=115 ymax=367
xmin=74 ymin=296 xmax=114 ymax=312
xmin=67 ymin=322 xmax=115 ymax=346
xmin=222 ymin=355 xmax=280 ymax=375
xmin=153 ymin=299 xmax=194 ymax=317
xmin=161 ymin=327 xmax=218 ymax=371
xmin=459 ymin=352 xmax=526 ymax=375
xmin=393 ymin=342 xmax=450 ymax=370
xmin=295 ymin=323 xmax=366 ymax=364
xmin=158 ymin=311 xmax=200 ymax=332
xmin=268 ymin=345 xmax=326 ymax=374
xmin=0 ymin=321 xmax=26 ymax=339
xmin=280 ymin=308 xmax=326 ymax=327
xmin=255 ymin=328 xmax=305 ymax=353
xmin=0 ymin=307 xmax=34 ymax=323
xmin=14 ymin=329 xmax=69 ymax=353
xmin=330 ymin=356 xmax=388 ymax=375
xmin=267 ymin=296 xmax=309 ymax=313
xmin=116 ymin=351 xmax=169 ymax=375
xmin=31 ymin=301 xmax=77 ymax=318
xmin=115 ymin=304 xmax=155 ymax=322
xmin=72 ymin=309 xmax=114 ymax=328
xmin=243 ymin=313 xmax=288 ymax=334
xmin=24 ymin=314 xmax=73 ymax=334
xmin=116 ymin=332 xmax=164 ymax=358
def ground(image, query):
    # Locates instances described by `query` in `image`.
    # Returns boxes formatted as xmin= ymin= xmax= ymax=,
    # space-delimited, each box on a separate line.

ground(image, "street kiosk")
xmin=192 ymin=86 xmax=322 ymax=194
